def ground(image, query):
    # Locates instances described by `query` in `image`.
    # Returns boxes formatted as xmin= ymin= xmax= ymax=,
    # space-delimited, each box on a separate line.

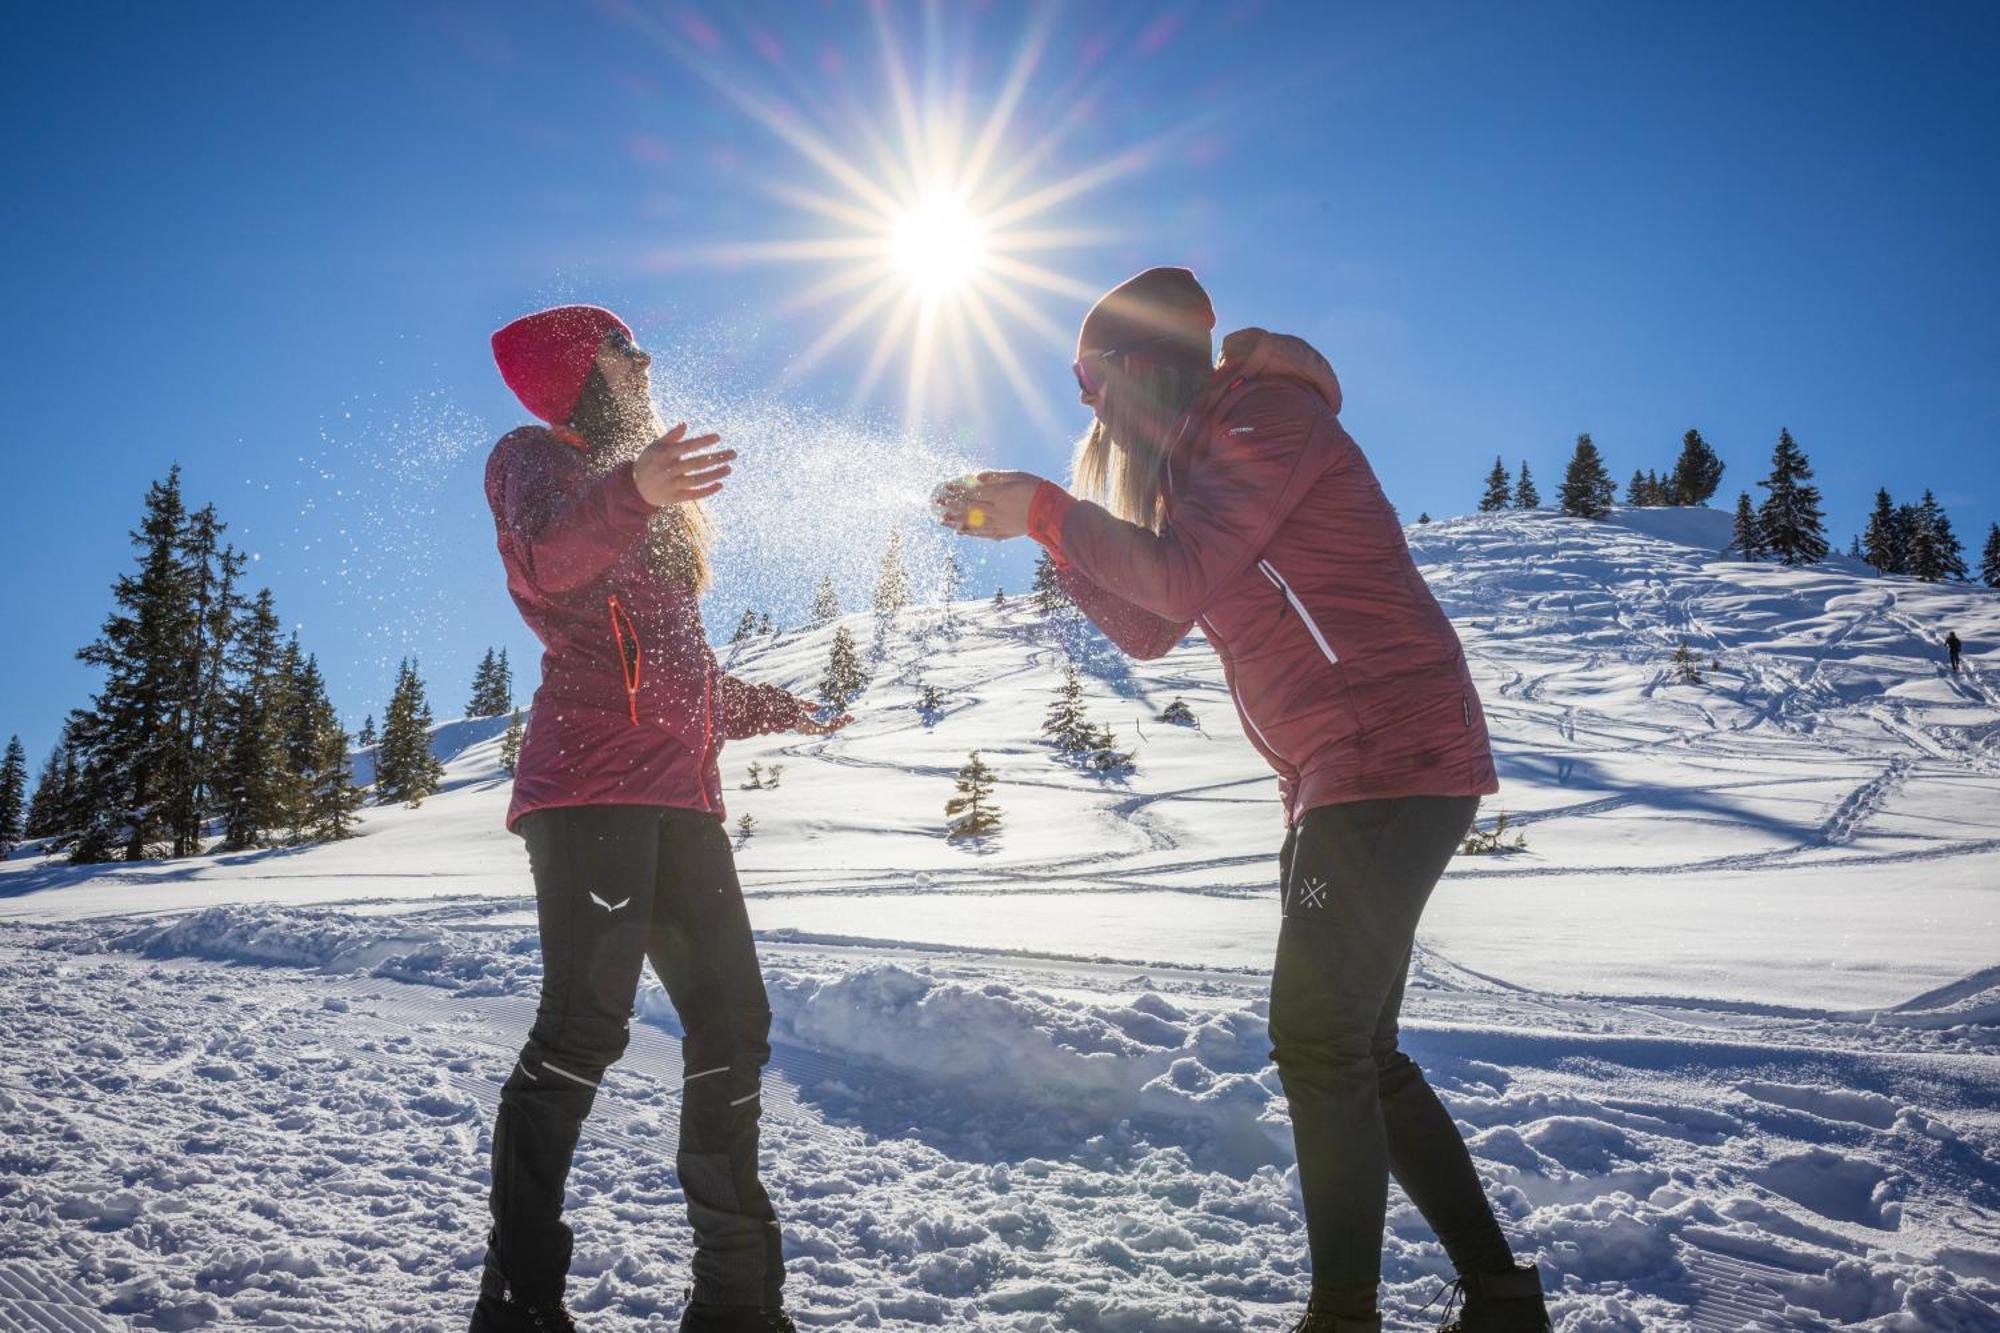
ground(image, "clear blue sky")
xmin=3 ymin=0 xmax=1995 ymax=769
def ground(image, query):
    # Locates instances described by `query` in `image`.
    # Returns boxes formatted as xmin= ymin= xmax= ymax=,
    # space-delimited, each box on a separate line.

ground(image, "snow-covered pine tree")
xmin=945 ymin=751 xmax=1001 ymax=839
xmin=874 ymin=528 xmax=911 ymax=617
xmin=818 ymin=625 xmax=866 ymax=705
xmin=1983 ymin=522 xmax=2000 ymax=589
xmin=942 ymin=549 xmax=967 ymax=602
xmin=810 ymin=575 xmax=840 ymax=627
xmin=1731 ymin=491 xmax=1765 ymax=559
xmin=1862 ymin=488 xmax=1901 ymax=574
xmin=376 ymin=658 xmax=444 ymax=807
xmin=466 ymin=648 xmax=514 ymax=716
xmin=498 ymin=708 xmax=525 ymax=776
xmin=1670 ymin=430 xmax=1724 ymax=506
xmin=1082 ymin=723 xmax=1134 ymax=773
xmin=467 ymin=649 xmax=497 ymax=715
xmin=23 ymin=723 xmax=81 ymax=845
xmin=69 ymin=468 xmax=202 ymax=862
xmin=1912 ymin=491 xmax=1967 ymax=581
xmin=284 ymin=646 xmax=339 ymax=838
xmin=1559 ymin=434 xmax=1615 ymax=519
xmin=1755 ymin=428 xmax=1828 ymax=566
xmin=0 ymin=736 xmax=26 ymax=858
xmin=1625 ymin=469 xmax=1650 ymax=507
xmin=758 ymin=611 xmax=775 ymax=635
xmin=1513 ymin=461 xmax=1540 ymax=510
xmin=356 ymin=715 xmax=376 ymax=749
xmin=1043 ymin=661 xmax=1095 ymax=753
xmin=1480 ymin=457 xmax=1512 ymax=512
xmin=218 ymin=589 xmax=297 ymax=849
xmin=1417 ymin=512 xmax=1431 ymax=524
xmin=729 ymin=610 xmax=757 ymax=645
xmin=171 ymin=502 xmax=245 ymax=856
xmin=305 ymin=700 xmax=362 ymax=842
xmin=1158 ymin=697 xmax=1196 ymax=726
xmin=1032 ymin=550 xmax=1071 ymax=615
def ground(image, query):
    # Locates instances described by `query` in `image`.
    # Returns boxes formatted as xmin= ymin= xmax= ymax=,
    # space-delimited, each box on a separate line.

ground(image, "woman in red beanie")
xmin=474 ymin=305 xmax=839 ymax=1333
xmin=939 ymin=270 xmax=1549 ymax=1333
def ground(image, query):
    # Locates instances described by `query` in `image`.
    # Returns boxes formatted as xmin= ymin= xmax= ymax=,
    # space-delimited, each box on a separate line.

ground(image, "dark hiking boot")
xmin=470 ymin=1277 xmax=579 ymax=1332
xmin=1434 ymin=1264 xmax=1552 ymax=1332
xmin=678 ymin=1295 xmax=797 ymax=1333
xmin=1287 ymin=1297 xmax=1381 ymax=1332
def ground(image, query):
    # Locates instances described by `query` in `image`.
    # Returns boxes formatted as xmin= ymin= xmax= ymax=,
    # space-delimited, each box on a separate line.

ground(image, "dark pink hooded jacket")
xmin=1030 ymin=328 xmax=1497 ymax=824
xmin=486 ymin=426 xmax=812 ymax=831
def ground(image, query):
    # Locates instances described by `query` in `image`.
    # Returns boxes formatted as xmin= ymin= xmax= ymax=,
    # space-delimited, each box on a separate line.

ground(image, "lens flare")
xmin=891 ymin=191 xmax=987 ymax=298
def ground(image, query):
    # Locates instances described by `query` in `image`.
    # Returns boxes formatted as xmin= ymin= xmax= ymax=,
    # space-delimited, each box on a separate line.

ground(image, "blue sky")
xmin=3 ymin=0 xmax=1996 ymax=768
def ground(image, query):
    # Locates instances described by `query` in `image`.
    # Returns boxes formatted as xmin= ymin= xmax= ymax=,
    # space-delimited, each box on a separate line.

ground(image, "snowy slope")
xmin=2 ymin=509 xmax=1997 ymax=1331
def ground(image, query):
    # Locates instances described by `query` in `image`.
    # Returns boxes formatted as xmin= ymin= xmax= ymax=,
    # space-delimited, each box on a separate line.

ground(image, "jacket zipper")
xmin=1257 ymin=560 xmax=1339 ymax=666
xmin=607 ymin=596 xmax=641 ymax=725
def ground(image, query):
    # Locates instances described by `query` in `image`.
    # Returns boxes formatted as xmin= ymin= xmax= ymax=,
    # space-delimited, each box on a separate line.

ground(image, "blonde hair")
xmin=569 ymin=367 xmax=715 ymax=595
xmin=1069 ymin=360 xmax=1208 ymax=532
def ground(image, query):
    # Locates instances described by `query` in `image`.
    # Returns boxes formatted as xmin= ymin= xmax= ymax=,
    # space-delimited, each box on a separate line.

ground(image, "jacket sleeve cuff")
xmin=1028 ymin=480 xmax=1076 ymax=564
xmin=608 ymin=458 xmax=663 ymax=523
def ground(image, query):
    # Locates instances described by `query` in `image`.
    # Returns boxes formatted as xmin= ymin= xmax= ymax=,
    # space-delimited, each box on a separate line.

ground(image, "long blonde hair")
xmin=569 ymin=366 xmax=715 ymax=595
xmin=1069 ymin=359 xmax=1209 ymax=532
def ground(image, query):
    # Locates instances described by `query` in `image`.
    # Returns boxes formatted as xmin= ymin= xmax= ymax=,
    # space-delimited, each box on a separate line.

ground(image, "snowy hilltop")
xmin=2 ymin=508 xmax=1997 ymax=1331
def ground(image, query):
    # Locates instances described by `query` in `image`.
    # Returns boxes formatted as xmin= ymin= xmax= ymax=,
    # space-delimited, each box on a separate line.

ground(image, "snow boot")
xmin=469 ymin=1273 xmax=579 ymax=1332
xmin=677 ymin=1293 xmax=797 ymax=1333
xmin=1286 ymin=1296 xmax=1380 ymax=1332
xmin=1435 ymin=1264 xmax=1551 ymax=1332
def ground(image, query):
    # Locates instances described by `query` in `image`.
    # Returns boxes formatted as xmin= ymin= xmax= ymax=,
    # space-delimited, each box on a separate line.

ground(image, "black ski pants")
xmin=1269 ymin=795 xmax=1514 ymax=1294
xmin=485 ymin=804 xmax=783 ymax=1306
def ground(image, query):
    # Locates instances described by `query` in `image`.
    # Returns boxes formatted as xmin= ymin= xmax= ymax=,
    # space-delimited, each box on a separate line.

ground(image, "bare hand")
xmin=796 ymin=711 xmax=852 ymax=736
xmin=634 ymin=422 xmax=734 ymax=507
xmin=936 ymin=470 xmax=1043 ymax=540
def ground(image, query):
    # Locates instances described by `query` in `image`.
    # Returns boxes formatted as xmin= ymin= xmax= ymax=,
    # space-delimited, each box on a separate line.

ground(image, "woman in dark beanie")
xmin=940 ymin=270 xmax=1549 ymax=1333
xmin=475 ymin=305 xmax=840 ymax=1333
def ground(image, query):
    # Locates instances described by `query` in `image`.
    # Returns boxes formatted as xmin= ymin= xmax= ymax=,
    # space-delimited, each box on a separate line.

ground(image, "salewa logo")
xmin=1229 ymin=425 xmax=1256 ymax=435
xmin=1294 ymin=876 xmax=1329 ymax=911
xmin=588 ymin=891 xmax=633 ymax=914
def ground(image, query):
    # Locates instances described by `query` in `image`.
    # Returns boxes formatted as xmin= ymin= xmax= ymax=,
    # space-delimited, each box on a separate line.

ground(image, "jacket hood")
xmin=1214 ymin=327 xmax=1342 ymax=415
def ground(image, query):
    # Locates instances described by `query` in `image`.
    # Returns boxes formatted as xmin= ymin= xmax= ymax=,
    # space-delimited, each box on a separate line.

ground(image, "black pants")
xmin=1269 ymin=795 xmax=1513 ymax=1293
xmin=485 ymin=805 xmax=783 ymax=1306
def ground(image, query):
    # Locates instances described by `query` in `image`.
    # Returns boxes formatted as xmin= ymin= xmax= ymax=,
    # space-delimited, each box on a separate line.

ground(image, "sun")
xmin=625 ymin=7 xmax=1174 ymax=430
xmin=890 ymin=190 xmax=988 ymax=299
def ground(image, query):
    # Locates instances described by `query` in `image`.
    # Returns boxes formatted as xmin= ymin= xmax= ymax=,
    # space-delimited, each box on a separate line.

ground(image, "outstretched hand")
xmin=795 ymin=711 xmax=852 ymax=736
xmin=936 ymin=470 xmax=1044 ymax=540
xmin=634 ymin=422 xmax=734 ymax=507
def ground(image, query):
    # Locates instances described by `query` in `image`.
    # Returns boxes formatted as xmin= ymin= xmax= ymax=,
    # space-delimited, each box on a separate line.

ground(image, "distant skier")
xmin=940 ymin=269 xmax=1549 ymax=1332
xmin=1946 ymin=630 xmax=1962 ymax=673
xmin=475 ymin=306 xmax=844 ymax=1332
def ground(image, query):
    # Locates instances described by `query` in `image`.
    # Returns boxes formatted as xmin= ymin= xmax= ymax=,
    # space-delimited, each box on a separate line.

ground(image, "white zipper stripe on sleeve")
xmin=1258 ymin=560 xmax=1339 ymax=665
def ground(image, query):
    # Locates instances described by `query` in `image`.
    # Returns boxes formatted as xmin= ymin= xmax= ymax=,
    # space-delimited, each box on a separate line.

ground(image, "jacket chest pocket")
xmin=1256 ymin=559 xmax=1340 ymax=667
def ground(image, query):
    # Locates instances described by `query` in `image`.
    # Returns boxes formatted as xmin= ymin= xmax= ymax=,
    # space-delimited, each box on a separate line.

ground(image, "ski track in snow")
xmin=2 ymin=508 xmax=1998 ymax=1331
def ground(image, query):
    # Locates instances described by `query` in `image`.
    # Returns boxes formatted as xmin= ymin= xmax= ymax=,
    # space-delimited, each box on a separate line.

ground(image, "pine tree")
xmin=1671 ymin=641 xmax=1704 ymax=685
xmin=765 ymin=763 xmax=783 ymax=789
xmin=498 ymin=708 xmax=525 ymax=776
xmin=217 ymin=589 xmax=301 ymax=849
xmin=1417 ymin=512 xmax=1431 ymax=524
xmin=744 ymin=760 xmax=764 ymax=790
xmin=1158 ymin=698 xmax=1197 ymax=726
xmin=874 ymin=527 xmax=910 ymax=617
xmin=942 ymin=549 xmax=967 ymax=602
xmin=1731 ymin=491 xmax=1765 ymax=559
xmin=1669 ymin=430 xmax=1724 ymax=506
xmin=466 ymin=648 xmax=513 ymax=716
xmin=1982 ymin=523 xmax=2000 ymax=589
xmin=757 ymin=611 xmax=775 ymax=635
xmin=1558 ymin=434 xmax=1615 ymax=519
xmin=1043 ymin=662 xmax=1095 ymax=753
xmin=945 ymin=751 xmax=1001 ymax=839
xmin=916 ymin=683 xmax=946 ymax=720
xmin=735 ymin=812 xmax=757 ymax=842
xmin=1480 ymin=457 xmax=1512 ymax=512
xmin=1862 ymin=489 xmax=1900 ymax=574
xmin=376 ymin=658 xmax=444 ymax=807
xmin=23 ymin=723 xmax=82 ymax=845
xmin=992 ymin=587 xmax=1007 ymax=608
xmin=1755 ymin=428 xmax=1828 ymax=566
xmin=1513 ymin=462 xmax=1540 ymax=510
xmin=1625 ymin=469 xmax=1649 ymax=507
xmin=1032 ymin=550 xmax=1071 ymax=615
xmin=0 ymin=736 xmax=27 ymax=858
xmin=357 ymin=714 xmax=377 ymax=749
xmin=818 ymin=625 xmax=866 ymax=705
xmin=729 ymin=610 xmax=758 ymax=645
xmin=305 ymin=704 xmax=362 ymax=841
xmin=168 ymin=503 xmax=245 ymax=856
xmin=810 ymin=575 xmax=840 ymax=627
xmin=467 ymin=648 xmax=497 ymax=715
xmin=1905 ymin=490 xmax=1967 ymax=582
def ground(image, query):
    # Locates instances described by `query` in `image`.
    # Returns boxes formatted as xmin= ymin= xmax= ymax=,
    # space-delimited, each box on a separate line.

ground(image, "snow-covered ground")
xmin=3 ymin=509 xmax=1997 ymax=1331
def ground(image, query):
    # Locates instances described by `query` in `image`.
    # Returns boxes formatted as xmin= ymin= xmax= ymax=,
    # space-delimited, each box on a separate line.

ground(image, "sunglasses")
xmin=1072 ymin=335 xmax=1181 ymax=398
xmin=605 ymin=328 xmax=646 ymax=362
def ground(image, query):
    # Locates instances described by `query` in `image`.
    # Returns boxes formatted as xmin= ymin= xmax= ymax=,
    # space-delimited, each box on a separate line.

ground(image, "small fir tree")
xmin=942 ymin=549 xmax=967 ymax=602
xmin=306 ymin=710 xmax=363 ymax=841
xmin=1904 ymin=490 xmax=1967 ymax=582
xmin=1032 ymin=550 xmax=1071 ymax=615
xmin=1513 ymin=461 xmax=1540 ymax=509
xmin=1043 ymin=662 xmax=1095 ymax=753
xmin=1559 ymin=434 xmax=1616 ymax=519
xmin=992 ymin=587 xmax=1007 ymax=608
xmin=1982 ymin=522 xmax=2000 ymax=589
xmin=1625 ymin=469 xmax=1650 ymax=507
xmin=498 ymin=708 xmax=525 ymax=776
xmin=757 ymin=610 xmax=775 ymax=635
xmin=810 ymin=575 xmax=840 ymax=627
xmin=24 ymin=725 xmax=82 ymax=845
xmin=1862 ymin=489 xmax=1901 ymax=574
xmin=945 ymin=751 xmax=1002 ymax=839
xmin=1755 ymin=428 xmax=1828 ymax=566
xmin=818 ymin=625 xmax=867 ymax=705
xmin=917 ymin=683 xmax=946 ymax=721
xmin=1460 ymin=810 xmax=1528 ymax=855
xmin=735 ymin=812 xmax=757 ymax=842
xmin=376 ymin=658 xmax=445 ymax=807
xmin=744 ymin=760 xmax=764 ymax=789
xmin=1669 ymin=429 xmax=1724 ymax=506
xmin=1480 ymin=457 xmax=1512 ymax=512
xmin=1158 ymin=697 xmax=1197 ymax=726
xmin=1417 ymin=512 xmax=1431 ymax=524
xmin=765 ymin=763 xmax=783 ymax=789
xmin=729 ymin=610 xmax=758 ymax=645
xmin=0 ymin=736 xmax=27 ymax=858
xmin=1671 ymin=641 xmax=1703 ymax=685
xmin=217 ymin=588 xmax=301 ymax=850
xmin=357 ymin=714 xmax=377 ymax=749
xmin=874 ymin=527 xmax=911 ymax=617
xmin=1731 ymin=491 xmax=1765 ymax=559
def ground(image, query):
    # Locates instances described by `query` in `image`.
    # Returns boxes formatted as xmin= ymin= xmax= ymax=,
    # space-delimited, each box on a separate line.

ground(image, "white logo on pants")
xmin=589 ymin=891 xmax=632 ymax=914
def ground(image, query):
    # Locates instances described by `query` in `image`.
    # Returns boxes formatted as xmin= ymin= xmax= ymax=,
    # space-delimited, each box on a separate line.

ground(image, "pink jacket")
xmin=1031 ymin=329 xmax=1497 ymax=823
xmin=485 ymin=426 xmax=811 ymax=829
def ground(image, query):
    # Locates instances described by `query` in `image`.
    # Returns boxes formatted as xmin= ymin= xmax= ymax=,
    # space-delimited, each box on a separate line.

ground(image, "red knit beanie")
xmin=491 ymin=305 xmax=633 ymax=427
xmin=1078 ymin=267 xmax=1215 ymax=364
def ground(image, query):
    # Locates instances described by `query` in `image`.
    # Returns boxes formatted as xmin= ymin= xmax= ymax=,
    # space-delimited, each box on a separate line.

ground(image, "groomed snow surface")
xmin=2 ymin=509 xmax=1997 ymax=1331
